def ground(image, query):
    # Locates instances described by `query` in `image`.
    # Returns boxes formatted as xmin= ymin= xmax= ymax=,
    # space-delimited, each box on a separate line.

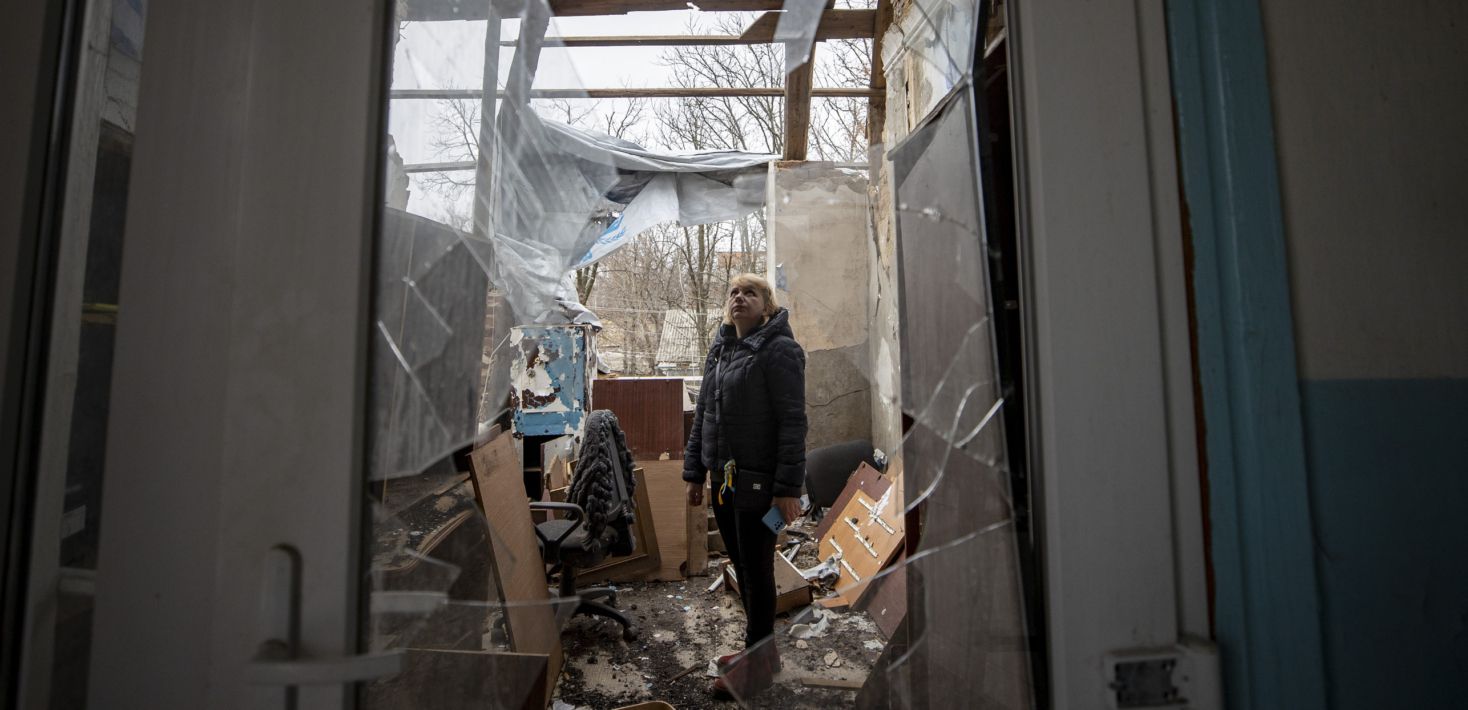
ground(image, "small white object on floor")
xmin=788 ymin=610 xmax=831 ymax=639
xmin=799 ymin=554 xmax=841 ymax=581
xmin=824 ymin=651 xmax=843 ymax=667
xmin=864 ymin=639 xmax=884 ymax=651
xmin=796 ymin=640 xmax=809 ymax=649
xmin=706 ymin=659 xmax=721 ymax=677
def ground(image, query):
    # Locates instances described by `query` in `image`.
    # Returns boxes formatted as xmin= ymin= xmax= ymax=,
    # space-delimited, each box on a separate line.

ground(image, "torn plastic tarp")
xmin=534 ymin=120 xmax=773 ymax=272
xmin=775 ymin=0 xmax=828 ymax=74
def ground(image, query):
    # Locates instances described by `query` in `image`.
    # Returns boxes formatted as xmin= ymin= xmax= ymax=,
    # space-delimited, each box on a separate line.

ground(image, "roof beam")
xmin=783 ymin=44 xmax=815 ymax=160
xmin=514 ymin=35 xmax=751 ymax=47
xmin=739 ymin=8 xmax=877 ymax=42
xmin=403 ymin=0 xmax=795 ymax=22
xmin=868 ymin=0 xmax=893 ymax=145
xmin=391 ymin=87 xmax=880 ymax=99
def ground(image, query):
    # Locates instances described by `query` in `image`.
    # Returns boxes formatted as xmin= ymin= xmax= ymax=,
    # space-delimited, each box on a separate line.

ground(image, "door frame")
xmin=1 ymin=0 xmax=76 ymax=705
xmin=1165 ymin=2 xmax=1328 ymax=708
xmin=1007 ymin=1 xmax=1212 ymax=706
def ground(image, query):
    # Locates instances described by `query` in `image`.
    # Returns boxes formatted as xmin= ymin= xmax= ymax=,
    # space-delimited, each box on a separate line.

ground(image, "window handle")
xmin=245 ymin=546 xmax=402 ymax=687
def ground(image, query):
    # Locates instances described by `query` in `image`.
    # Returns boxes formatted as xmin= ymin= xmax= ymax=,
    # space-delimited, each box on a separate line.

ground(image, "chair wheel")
xmin=622 ymin=626 xmax=638 ymax=642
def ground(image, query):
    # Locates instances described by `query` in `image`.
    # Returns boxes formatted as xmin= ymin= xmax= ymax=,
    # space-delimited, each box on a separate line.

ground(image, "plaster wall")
xmin=1260 ymin=1 xmax=1468 ymax=706
xmin=1263 ymin=0 xmax=1468 ymax=382
xmin=765 ymin=161 xmax=873 ymax=450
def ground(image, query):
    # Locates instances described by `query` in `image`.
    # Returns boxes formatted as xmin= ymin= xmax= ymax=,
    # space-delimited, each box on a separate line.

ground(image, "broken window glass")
xmin=366 ymin=1 xmax=1037 ymax=707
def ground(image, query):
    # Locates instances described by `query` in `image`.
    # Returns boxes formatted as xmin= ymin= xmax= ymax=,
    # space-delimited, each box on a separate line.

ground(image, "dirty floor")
xmin=552 ymin=555 xmax=886 ymax=709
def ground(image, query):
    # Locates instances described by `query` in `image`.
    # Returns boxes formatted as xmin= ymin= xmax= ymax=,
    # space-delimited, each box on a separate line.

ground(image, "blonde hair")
xmin=721 ymin=273 xmax=779 ymax=325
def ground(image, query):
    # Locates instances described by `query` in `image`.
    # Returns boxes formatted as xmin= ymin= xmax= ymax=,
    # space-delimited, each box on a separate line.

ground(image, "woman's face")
xmin=727 ymin=283 xmax=766 ymax=327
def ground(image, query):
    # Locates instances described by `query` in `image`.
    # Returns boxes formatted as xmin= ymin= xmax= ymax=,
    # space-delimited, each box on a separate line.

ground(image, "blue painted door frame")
xmin=1165 ymin=2 xmax=1329 ymax=709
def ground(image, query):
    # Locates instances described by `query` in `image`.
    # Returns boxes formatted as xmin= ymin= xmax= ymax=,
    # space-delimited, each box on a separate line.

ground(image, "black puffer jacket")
xmin=682 ymin=308 xmax=807 ymax=498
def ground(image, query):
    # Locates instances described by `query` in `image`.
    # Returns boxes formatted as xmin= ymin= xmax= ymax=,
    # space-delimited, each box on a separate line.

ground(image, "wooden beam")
xmin=403 ymin=0 xmax=790 ymax=22
xmin=405 ymin=160 xmax=479 ymax=173
xmin=471 ymin=4 xmax=502 ymax=241
xmin=868 ymin=0 xmax=894 ymax=146
xmin=550 ymin=0 xmax=787 ymax=16
xmin=517 ymin=34 xmax=750 ymax=47
xmin=783 ymin=43 xmax=815 ymax=160
xmin=739 ymin=8 xmax=877 ymax=42
xmin=391 ymin=87 xmax=881 ymax=99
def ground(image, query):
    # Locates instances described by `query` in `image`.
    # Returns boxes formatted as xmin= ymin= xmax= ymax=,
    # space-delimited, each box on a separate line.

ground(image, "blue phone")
xmin=762 ymin=506 xmax=787 ymax=534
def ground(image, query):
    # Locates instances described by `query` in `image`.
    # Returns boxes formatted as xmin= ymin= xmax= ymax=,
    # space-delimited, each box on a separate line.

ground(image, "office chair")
xmin=530 ymin=410 xmax=639 ymax=641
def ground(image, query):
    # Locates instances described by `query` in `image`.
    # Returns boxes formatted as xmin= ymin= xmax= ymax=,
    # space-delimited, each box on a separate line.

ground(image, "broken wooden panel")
xmin=857 ymin=550 xmax=906 ymax=640
xmin=638 ymin=460 xmax=699 ymax=581
xmin=468 ymin=432 xmax=566 ymax=704
xmin=813 ymin=461 xmax=890 ymax=541
xmin=889 ymin=82 xmax=1033 ymax=708
xmin=571 ymin=467 xmax=663 ymax=584
xmin=817 ymin=483 xmax=904 ymax=607
xmin=591 ymin=377 xmax=686 ymax=460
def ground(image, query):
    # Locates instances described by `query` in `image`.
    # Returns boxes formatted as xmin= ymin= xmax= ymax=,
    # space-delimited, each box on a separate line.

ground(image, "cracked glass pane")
xmin=368 ymin=1 xmax=1033 ymax=707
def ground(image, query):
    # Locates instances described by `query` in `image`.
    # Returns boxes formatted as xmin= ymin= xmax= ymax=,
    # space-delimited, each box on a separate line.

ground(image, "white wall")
xmin=1262 ymin=0 xmax=1468 ymax=380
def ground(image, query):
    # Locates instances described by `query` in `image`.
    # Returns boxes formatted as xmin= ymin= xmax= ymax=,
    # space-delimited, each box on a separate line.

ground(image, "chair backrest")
xmin=566 ymin=410 xmax=638 ymax=560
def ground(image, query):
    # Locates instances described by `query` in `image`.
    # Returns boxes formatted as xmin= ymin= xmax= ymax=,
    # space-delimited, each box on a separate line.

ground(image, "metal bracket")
xmin=1104 ymin=638 xmax=1222 ymax=709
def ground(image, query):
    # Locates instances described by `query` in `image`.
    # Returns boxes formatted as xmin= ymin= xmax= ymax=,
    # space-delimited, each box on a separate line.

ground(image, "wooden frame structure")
xmin=396 ymin=0 xmax=888 ymax=161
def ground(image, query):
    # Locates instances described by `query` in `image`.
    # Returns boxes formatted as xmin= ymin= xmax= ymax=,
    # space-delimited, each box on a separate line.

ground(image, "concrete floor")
xmin=551 ymin=567 xmax=887 ymax=708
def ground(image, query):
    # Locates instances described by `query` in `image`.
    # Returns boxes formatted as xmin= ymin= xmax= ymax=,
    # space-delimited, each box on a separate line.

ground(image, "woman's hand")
xmin=686 ymin=481 xmax=704 ymax=507
xmin=774 ymin=496 xmax=802 ymax=523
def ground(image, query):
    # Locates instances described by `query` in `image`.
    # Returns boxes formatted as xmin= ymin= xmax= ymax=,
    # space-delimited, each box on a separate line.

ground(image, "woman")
xmin=683 ymin=273 xmax=807 ymax=699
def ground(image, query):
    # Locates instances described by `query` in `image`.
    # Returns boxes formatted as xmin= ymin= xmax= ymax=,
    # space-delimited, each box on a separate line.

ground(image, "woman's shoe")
xmin=712 ymin=651 xmax=775 ymax=699
xmin=713 ymin=643 xmax=780 ymax=699
xmin=717 ymin=645 xmax=782 ymax=673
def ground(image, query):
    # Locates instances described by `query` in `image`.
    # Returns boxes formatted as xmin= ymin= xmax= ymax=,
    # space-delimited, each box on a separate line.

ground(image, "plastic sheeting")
xmin=541 ymin=119 xmax=772 ymax=270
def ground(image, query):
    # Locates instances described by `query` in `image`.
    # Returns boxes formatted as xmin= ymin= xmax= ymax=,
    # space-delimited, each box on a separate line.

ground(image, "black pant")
xmin=712 ymin=491 xmax=777 ymax=647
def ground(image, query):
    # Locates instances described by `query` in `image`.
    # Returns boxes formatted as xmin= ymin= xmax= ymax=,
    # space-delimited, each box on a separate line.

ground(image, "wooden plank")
xmin=813 ymin=462 xmax=890 ymax=540
xmin=856 ymin=550 xmax=906 ymax=640
xmin=739 ymin=8 xmax=877 ymax=42
xmin=362 ymin=649 xmax=548 ymax=710
xmin=468 ymin=433 xmax=562 ymax=707
xmin=391 ymin=87 xmax=879 ymax=100
xmin=571 ymin=467 xmax=663 ymax=583
xmin=639 ymin=460 xmax=695 ymax=581
xmin=783 ymin=42 xmax=816 ymax=160
xmin=515 ymin=35 xmax=754 ymax=47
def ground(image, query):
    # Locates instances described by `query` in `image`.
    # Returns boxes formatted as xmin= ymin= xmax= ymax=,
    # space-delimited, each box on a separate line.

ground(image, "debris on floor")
xmin=552 ymin=514 xmax=892 ymax=709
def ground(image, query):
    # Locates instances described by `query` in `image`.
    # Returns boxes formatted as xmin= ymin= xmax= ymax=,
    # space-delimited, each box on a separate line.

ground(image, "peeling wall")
xmin=867 ymin=0 xmax=971 ymax=459
xmin=867 ymin=155 xmax=903 ymax=458
xmin=765 ymin=161 xmax=874 ymax=450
